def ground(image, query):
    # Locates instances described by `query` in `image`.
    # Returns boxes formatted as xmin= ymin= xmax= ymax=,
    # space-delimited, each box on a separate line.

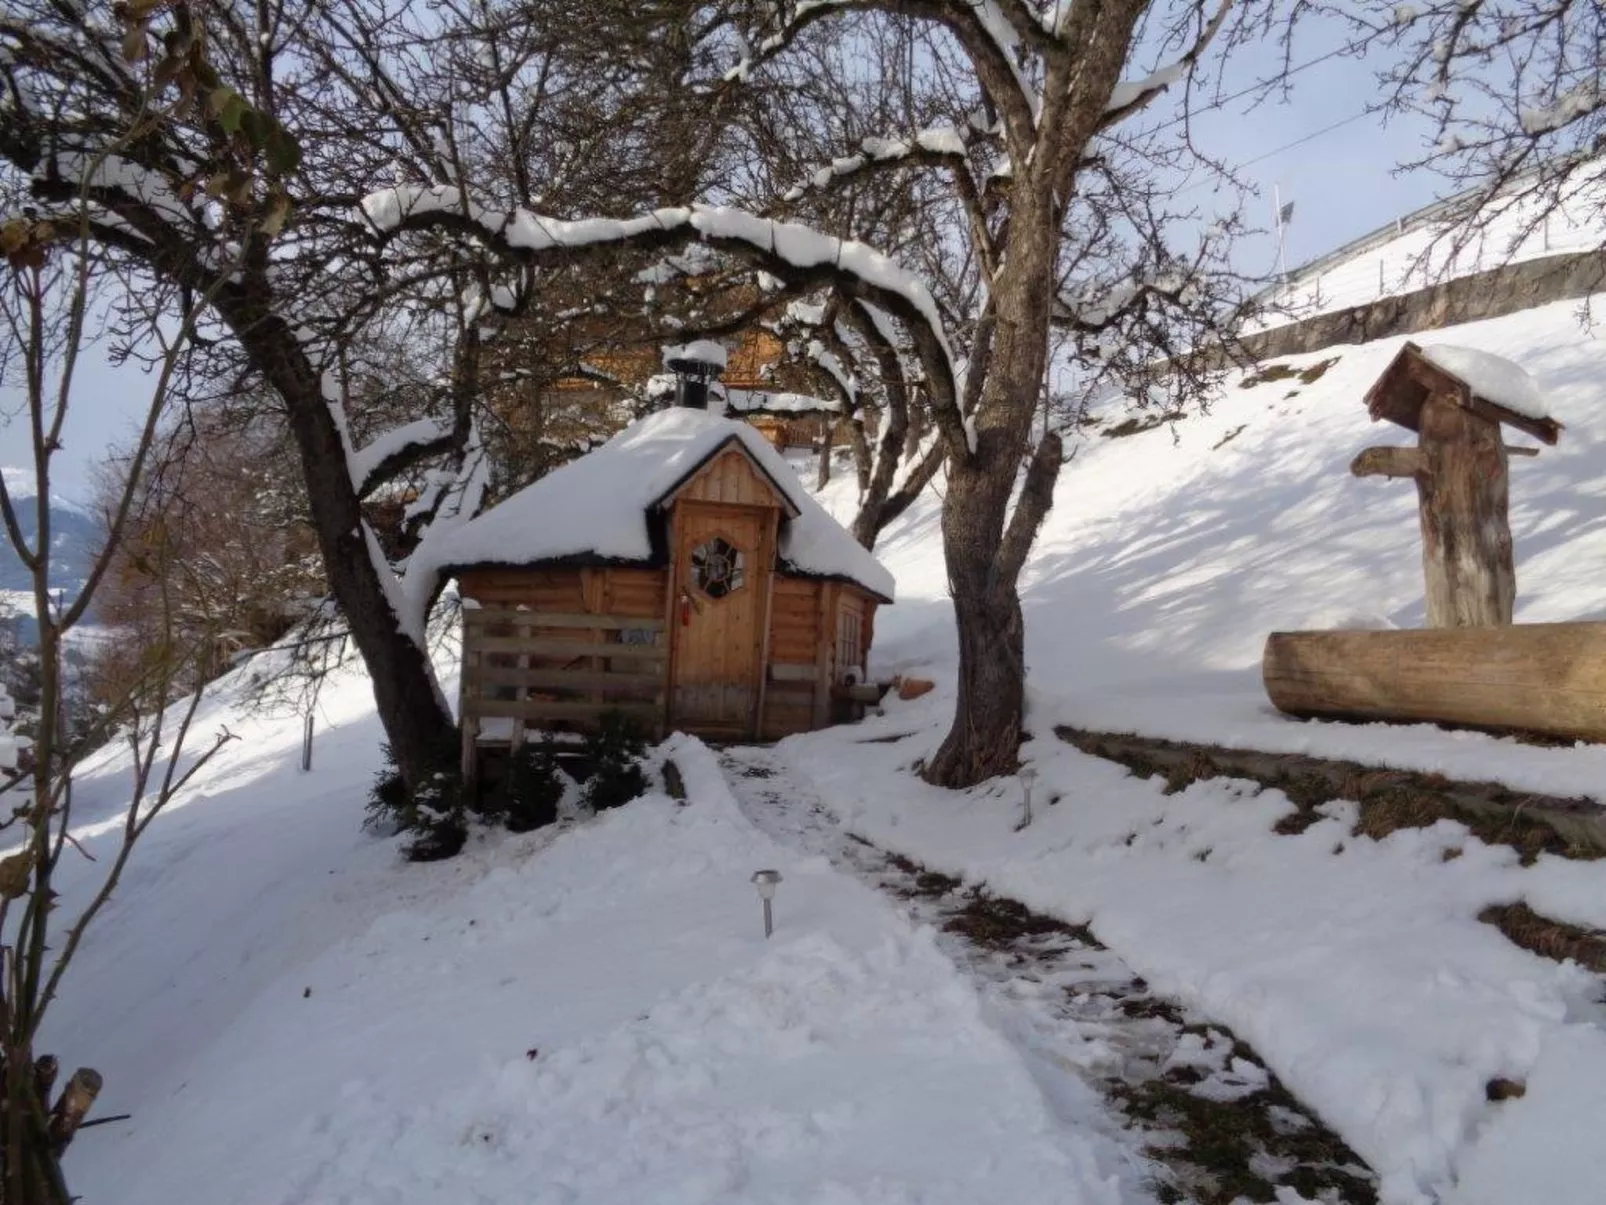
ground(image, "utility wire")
xmin=1150 ymin=35 xmax=1379 ymax=134
xmin=1172 ymin=108 xmax=1374 ymax=196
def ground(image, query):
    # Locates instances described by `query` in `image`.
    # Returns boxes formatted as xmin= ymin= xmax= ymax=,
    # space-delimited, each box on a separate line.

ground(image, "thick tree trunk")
xmin=923 ymin=472 xmax=1029 ymax=784
xmin=815 ymin=420 xmax=834 ymax=489
xmin=217 ymin=297 xmax=458 ymax=789
xmin=849 ymin=417 xmax=873 ymax=494
xmin=923 ymin=201 xmax=1061 ymax=788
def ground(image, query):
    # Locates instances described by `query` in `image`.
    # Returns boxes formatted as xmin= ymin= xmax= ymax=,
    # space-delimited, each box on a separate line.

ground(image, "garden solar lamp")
xmin=751 ymin=869 xmax=783 ymax=938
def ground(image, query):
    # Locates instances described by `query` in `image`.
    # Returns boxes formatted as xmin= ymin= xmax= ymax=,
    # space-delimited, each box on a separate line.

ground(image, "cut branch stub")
xmin=1351 ymin=445 xmax=1424 ymax=479
xmin=48 ymin=1067 xmax=102 ymax=1155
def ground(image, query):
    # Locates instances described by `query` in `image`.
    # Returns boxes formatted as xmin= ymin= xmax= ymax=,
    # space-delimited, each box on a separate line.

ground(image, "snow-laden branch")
xmin=1099 ymin=0 xmax=1234 ymax=131
xmin=782 ymin=126 xmax=970 ymax=202
xmin=350 ymin=416 xmax=457 ymax=499
xmin=722 ymin=0 xmax=1041 ymax=142
xmin=1520 ymin=83 xmax=1602 ymax=136
xmin=360 ymin=184 xmax=959 ymax=408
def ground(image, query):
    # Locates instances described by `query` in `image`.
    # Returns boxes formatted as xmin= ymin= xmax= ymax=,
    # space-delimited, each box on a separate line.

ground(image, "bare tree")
xmin=0 ymin=0 xmax=760 ymax=791
xmin=5 ymin=0 xmax=1286 ymax=798
xmin=0 ymin=150 xmax=237 ymax=1205
xmin=1340 ymin=3 xmax=1606 ymax=274
xmin=712 ymin=1 xmax=1271 ymax=785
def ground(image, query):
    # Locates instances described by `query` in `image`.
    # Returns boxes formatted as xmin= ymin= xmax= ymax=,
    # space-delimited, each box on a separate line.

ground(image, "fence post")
xmin=301 ymin=710 xmax=314 ymax=772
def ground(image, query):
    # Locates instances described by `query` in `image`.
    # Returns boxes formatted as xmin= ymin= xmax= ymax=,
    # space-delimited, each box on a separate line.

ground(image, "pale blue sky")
xmin=0 ymin=18 xmax=1445 ymax=505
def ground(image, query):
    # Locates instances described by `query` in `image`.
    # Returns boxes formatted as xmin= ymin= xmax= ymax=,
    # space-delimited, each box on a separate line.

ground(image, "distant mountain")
xmin=0 ymin=468 xmax=102 ymax=619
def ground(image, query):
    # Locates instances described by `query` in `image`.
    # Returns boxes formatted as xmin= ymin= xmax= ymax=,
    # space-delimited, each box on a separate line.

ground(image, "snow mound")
xmin=416 ymin=408 xmax=894 ymax=600
xmin=1421 ymin=343 xmax=1550 ymax=420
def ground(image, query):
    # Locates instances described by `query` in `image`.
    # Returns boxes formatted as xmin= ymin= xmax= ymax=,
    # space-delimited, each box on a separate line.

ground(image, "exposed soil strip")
xmin=723 ymin=749 xmax=1380 ymax=1205
xmin=1058 ymin=725 xmax=1606 ymax=976
xmin=1056 ymin=725 xmax=1606 ymax=862
xmin=1479 ymin=902 xmax=1606 ymax=974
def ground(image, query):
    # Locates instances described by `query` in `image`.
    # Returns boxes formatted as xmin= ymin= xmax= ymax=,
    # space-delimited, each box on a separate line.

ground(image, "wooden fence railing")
xmin=461 ymin=608 xmax=668 ymax=764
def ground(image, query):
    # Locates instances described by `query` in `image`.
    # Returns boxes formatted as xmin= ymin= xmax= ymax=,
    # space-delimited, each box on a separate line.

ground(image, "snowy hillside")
xmin=840 ymin=293 xmax=1606 ymax=796
xmin=1249 ymin=173 xmax=1606 ymax=333
xmin=22 ymin=295 xmax=1606 ymax=1205
xmin=43 ymin=651 xmax=1142 ymax=1205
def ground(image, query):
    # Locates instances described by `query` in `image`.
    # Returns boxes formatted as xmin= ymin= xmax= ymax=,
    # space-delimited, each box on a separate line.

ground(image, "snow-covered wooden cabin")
xmin=437 ymin=407 xmax=895 ymax=771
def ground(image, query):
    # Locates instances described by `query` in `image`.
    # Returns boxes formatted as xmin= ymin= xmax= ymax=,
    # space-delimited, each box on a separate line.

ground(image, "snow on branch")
xmin=722 ymin=0 xmax=1041 ymax=137
xmin=1520 ymin=83 xmax=1603 ymax=137
xmin=360 ymin=185 xmax=958 ymax=404
xmin=1099 ymin=0 xmax=1234 ymax=130
xmin=783 ymin=126 xmax=971 ymax=202
xmin=37 ymin=152 xmax=200 ymax=231
xmin=350 ymin=416 xmax=457 ymax=499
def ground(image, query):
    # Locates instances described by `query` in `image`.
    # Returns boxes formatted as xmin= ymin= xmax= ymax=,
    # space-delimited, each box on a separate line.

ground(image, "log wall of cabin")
xmin=759 ymin=579 xmax=881 ymax=740
xmin=761 ymin=576 xmax=823 ymax=739
xmin=459 ymin=561 xmax=884 ymax=754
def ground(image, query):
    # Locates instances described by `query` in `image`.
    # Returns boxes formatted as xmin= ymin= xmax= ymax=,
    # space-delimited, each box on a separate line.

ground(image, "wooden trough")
xmin=1264 ymin=622 xmax=1606 ymax=743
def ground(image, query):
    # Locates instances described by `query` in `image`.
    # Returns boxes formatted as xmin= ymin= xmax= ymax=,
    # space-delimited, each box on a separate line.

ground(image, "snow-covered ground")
xmin=791 ymin=293 xmax=1606 ymax=1204
xmin=836 ymin=293 xmax=1606 ymax=799
xmin=20 ymin=293 xmax=1606 ymax=1205
xmin=43 ymin=656 xmax=1138 ymax=1205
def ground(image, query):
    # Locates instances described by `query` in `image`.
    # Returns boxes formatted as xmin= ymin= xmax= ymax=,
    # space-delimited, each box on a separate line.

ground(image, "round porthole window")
xmin=690 ymin=537 xmax=746 ymax=599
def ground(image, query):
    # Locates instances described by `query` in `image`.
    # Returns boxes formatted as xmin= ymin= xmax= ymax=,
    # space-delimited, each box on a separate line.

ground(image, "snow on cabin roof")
xmin=423 ymin=408 xmax=895 ymax=600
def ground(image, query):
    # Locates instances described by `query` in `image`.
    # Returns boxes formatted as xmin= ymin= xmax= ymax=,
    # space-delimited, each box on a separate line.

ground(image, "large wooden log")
xmin=1264 ymin=623 xmax=1606 ymax=742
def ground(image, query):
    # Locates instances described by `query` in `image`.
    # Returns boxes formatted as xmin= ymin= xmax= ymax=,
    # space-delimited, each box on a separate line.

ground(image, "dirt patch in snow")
xmin=1479 ymin=901 xmax=1606 ymax=974
xmin=1100 ymin=410 xmax=1183 ymax=439
xmin=1057 ymin=725 xmax=1606 ymax=863
xmin=1238 ymin=356 xmax=1341 ymax=390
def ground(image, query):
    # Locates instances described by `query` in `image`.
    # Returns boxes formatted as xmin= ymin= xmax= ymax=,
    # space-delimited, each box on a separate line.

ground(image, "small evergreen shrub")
xmin=364 ymin=743 xmax=410 ymax=833
xmin=499 ymin=744 xmax=565 ymax=832
xmin=365 ymin=740 xmax=469 ymax=861
xmin=581 ymin=711 xmax=649 ymax=812
xmin=404 ymin=769 xmax=468 ymax=861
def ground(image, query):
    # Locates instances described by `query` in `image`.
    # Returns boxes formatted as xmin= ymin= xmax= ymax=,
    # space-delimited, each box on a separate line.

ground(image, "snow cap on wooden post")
xmin=1350 ymin=342 xmax=1561 ymax=628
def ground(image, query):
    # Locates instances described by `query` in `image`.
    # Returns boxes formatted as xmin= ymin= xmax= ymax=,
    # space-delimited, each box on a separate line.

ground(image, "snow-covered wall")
xmin=1237 ymin=248 xmax=1606 ymax=362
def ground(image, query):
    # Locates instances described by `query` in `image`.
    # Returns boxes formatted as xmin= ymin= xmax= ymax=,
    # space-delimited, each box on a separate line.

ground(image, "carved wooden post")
xmin=1350 ymin=342 xmax=1561 ymax=629
xmin=1352 ymin=390 xmax=1514 ymax=626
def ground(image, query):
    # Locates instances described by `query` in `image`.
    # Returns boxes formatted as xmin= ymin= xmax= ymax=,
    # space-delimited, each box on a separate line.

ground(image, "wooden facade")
xmin=456 ymin=439 xmax=885 ymax=775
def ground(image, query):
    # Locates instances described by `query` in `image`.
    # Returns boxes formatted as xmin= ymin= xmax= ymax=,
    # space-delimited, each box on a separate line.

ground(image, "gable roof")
xmin=1364 ymin=341 xmax=1563 ymax=445
xmin=420 ymin=408 xmax=895 ymax=600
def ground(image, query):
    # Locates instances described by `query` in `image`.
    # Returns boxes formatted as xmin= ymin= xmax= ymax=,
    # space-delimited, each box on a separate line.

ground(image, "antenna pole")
xmin=1274 ymin=183 xmax=1289 ymax=281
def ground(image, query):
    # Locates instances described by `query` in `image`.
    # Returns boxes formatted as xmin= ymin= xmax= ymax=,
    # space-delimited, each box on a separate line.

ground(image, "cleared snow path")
xmin=719 ymin=746 xmax=1379 ymax=1205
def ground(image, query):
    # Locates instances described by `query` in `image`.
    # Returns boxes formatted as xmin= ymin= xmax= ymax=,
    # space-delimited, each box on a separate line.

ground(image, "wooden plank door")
xmin=669 ymin=501 xmax=775 ymax=736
